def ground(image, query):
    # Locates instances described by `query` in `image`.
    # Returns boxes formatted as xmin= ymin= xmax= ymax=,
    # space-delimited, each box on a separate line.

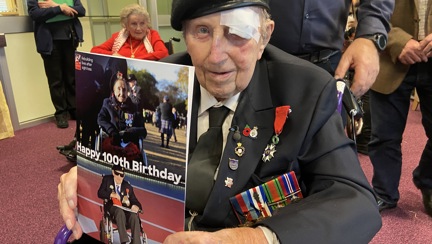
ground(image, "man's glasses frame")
xmin=114 ymin=171 xmax=125 ymax=177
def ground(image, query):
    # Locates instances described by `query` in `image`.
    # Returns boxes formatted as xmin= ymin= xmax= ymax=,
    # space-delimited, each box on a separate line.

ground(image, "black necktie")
xmin=186 ymin=106 xmax=230 ymax=213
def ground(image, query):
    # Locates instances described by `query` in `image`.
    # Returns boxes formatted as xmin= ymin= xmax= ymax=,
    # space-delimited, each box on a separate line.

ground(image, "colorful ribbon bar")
xmin=230 ymin=171 xmax=303 ymax=224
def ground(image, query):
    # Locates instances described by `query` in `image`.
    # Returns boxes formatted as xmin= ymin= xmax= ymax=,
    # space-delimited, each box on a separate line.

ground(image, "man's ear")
xmin=263 ymin=20 xmax=275 ymax=46
xmin=257 ymin=20 xmax=275 ymax=59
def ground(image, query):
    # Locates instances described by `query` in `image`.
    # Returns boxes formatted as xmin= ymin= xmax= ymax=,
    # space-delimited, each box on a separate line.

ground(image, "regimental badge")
xmin=225 ymin=177 xmax=234 ymax=188
xmin=235 ymin=142 xmax=245 ymax=157
xmin=262 ymin=143 xmax=276 ymax=162
xmin=228 ymin=158 xmax=239 ymax=170
xmin=249 ymin=126 xmax=258 ymax=139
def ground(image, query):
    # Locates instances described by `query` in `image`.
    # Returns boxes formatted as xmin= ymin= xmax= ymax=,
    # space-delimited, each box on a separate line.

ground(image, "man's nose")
xmin=207 ymin=30 xmax=228 ymax=64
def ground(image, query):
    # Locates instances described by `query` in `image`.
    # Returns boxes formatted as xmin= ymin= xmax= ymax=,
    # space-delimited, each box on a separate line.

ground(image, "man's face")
xmin=183 ymin=9 xmax=268 ymax=101
xmin=112 ymin=170 xmax=125 ymax=184
xmin=113 ymin=79 xmax=128 ymax=103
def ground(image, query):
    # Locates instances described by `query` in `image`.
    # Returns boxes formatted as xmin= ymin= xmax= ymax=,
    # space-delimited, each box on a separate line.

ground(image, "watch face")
xmin=376 ymin=34 xmax=387 ymax=50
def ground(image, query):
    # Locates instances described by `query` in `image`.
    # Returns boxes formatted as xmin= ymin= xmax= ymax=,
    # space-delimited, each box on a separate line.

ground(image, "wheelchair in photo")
xmin=95 ymin=127 xmax=148 ymax=166
xmin=99 ymin=203 xmax=147 ymax=244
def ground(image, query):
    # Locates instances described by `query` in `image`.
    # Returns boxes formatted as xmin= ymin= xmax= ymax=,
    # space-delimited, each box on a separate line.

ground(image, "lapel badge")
xmin=243 ymin=124 xmax=251 ymax=137
xmin=228 ymin=158 xmax=239 ymax=170
xmin=235 ymin=142 xmax=245 ymax=157
xmin=225 ymin=177 xmax=234 ymax=188
xmin=249 ymin=126 xmax=258 ymax=139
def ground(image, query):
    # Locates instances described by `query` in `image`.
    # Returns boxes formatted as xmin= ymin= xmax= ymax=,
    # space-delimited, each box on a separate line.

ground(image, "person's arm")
xmin=27 ymin=0 xmax=64 ymax=22
xmin=335 ymin=0 xmax=395 ymax=98
xmin=91 ymin=33 xmax=118 ymax=55
xmin=164 ymin=227 xmax=268 ymax=244
xmin=134 ymin=30 xmax=169 ymax=60
xmin=97 ymin=176 xmax=113 ymax=200
xmin=258 ymin=77 xmax=381 ymax=243
xmin=97 ymin=99 xmax=118 ymax=136
xmin=71 ymin=0 xmax=86 ymax=17
xmin=126 ymin=183 xmax=142 ymax=211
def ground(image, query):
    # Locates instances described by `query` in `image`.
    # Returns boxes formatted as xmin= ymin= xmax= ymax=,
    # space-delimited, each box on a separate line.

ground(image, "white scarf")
xmin=112 ymin=28 xmax=154 ymax=55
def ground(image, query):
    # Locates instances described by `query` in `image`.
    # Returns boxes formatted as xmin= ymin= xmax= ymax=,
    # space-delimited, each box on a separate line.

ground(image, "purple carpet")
xmin=362 ymin=107 xmax=432 ymax=243
xmin=0 ymin=107 xmax=431 ymax=243
xmin=0 ymin=120 xmax=75 ymax=243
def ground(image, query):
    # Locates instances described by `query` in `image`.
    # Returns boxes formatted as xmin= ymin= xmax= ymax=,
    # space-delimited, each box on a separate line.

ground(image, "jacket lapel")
xmin=202 ymin=59 xmax=277 ymax=224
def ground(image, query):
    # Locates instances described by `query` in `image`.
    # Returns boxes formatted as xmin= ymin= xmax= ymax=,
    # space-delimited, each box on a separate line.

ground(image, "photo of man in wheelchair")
xmin=97 ymin=73 xmax=148 ymax=164
xmin=98 ymin=164 xmax=146 ymax=244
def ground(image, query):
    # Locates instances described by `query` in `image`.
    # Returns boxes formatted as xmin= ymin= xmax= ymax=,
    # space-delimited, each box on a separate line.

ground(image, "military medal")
xmin=262 ymin=105 xmax=291 ymax=162
xmin=225 ymin=177 xmax=234 ymax=188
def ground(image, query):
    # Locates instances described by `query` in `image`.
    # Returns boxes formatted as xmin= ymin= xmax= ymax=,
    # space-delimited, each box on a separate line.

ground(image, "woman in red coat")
xmin=91 ymin=3 xmax=169 ymax=60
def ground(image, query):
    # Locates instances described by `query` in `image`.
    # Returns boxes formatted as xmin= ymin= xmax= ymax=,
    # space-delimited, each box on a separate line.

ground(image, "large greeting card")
xmin=74 ymin=51 xmax=194 ymax=244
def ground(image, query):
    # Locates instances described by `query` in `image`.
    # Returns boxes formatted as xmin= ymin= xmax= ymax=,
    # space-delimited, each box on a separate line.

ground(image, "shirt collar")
xmin=198 ymin=85 xmax=240 ymax=116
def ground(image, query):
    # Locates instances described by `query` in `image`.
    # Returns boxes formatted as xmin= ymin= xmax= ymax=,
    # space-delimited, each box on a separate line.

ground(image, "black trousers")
xmin=41 ymin=39 xmax=76 ymax=116
xmin=369 ymin=60 xmax=432 ymax=203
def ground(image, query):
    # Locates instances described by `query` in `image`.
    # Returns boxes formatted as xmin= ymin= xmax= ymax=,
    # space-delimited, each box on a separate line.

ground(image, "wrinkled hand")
xmin=163 ymin=227 xmax=266 ymax=244
xmin=131 ymin=205 xmax=140 ymax=213
xmin=58 ymin=166 xmax=82 ymax=240
xmin=335 ymin=38 xmax=380 ymax=99
xmin=111 ymin=192 xmax=121 ymax=200
xmin=419 ymin=33 xmax=432 ymax=58
xmin=399 ymin=39 xmax=428 ymax=65
xmin=59 ymin=3 xmax=78 ymax=17
xmin=37 ymin=0 xmax=57 ymax=8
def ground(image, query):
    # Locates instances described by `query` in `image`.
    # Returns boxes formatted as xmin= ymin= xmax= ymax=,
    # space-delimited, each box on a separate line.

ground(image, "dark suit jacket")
xmin=372 ymin=0 xmax=432 ymax=94
xmin=97 ymin=174 xmax=142 ymax=212
xmin=129 ymin=85 xmax=143 ymax=111
xmin=161 ymin=44 xmax=381 ymax=243
xmin=97 ymin=96 xmax=144 ymax=136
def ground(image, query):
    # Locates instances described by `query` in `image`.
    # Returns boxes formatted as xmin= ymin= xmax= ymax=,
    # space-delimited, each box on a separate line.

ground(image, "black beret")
xmin=112 ymin=164 xmax=125 ymax=172
xmin=171 ymin=0 xmax=270 ymax=31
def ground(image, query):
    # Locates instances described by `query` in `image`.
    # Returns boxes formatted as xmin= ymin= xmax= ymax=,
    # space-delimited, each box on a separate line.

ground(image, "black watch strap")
xmin=362 ymin=34 xmax=387 ymax=51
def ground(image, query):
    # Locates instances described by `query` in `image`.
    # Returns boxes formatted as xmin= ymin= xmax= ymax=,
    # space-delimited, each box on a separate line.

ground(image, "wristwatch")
xmin=362 ymin=34 xmax=387 ymax=51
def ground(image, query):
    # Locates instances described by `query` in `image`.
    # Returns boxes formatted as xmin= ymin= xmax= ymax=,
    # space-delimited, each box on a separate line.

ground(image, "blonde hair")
xmin=120 ymin=4 xmax=151 ymax=28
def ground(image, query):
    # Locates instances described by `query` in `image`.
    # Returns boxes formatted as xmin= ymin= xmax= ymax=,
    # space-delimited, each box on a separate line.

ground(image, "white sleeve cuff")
xmin=256 ymin=226 xmax=280 ymax=244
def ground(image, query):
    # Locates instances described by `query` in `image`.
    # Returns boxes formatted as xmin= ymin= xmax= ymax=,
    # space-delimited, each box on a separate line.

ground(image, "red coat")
xmin=91 ymin=29 xmax=169 ymax=60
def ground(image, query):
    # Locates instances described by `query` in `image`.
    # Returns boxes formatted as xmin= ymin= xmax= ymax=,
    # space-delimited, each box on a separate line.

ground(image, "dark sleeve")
xmin=97 ymin=99 xmax=118 ymax=136
xmin=355 ymin=0 xmax=395 ymax=39
xmin=125 ymin=182 xmax=142 ymax=210
xmin=260 ymin=78 xmax=381 ymax=243
xmin=91 ymin=33 xmax=118 ymax=55
xmin=128 ymin=86 xmax=142 ymax=106
xmin=27 ymin=0 xmax=63 ymax=22
xmin=72 ymin=0 xmax=86 ymax=17
xmin=97 ymin=176 xmax=113 ymax=200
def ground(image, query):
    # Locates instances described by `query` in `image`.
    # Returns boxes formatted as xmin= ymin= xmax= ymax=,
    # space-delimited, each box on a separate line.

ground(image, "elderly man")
xmin=58 ymin=0 xmax=381 ymax=243
xmin=98 ymin=164 xmax=142 ymax=244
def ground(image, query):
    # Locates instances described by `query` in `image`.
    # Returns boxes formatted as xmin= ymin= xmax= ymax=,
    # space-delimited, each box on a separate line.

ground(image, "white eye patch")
xmin=220 ymin=7 xmax=261 ymax=43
